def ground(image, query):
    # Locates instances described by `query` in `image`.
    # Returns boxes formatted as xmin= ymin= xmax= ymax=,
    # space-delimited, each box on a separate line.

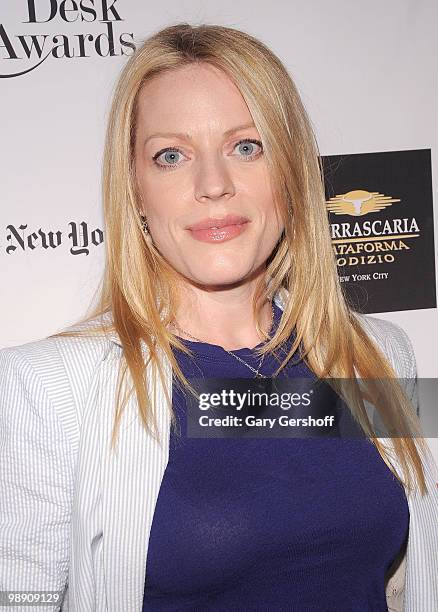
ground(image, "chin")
xmin=189 ymin=267 xmax=249 ymax=287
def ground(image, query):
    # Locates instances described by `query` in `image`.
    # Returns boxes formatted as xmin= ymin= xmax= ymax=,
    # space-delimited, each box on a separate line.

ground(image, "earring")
xmin=140 ymin=213 xmax=149 ymax=234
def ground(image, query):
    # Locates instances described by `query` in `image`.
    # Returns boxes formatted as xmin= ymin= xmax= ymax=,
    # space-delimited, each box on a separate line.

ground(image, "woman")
xmin=0 ymin=22 xmax=437 ymax=612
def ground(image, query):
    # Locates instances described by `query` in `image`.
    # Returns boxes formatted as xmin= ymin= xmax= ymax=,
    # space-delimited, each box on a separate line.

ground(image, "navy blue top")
xmin=142 ymin=302 xmax=409 ymax=611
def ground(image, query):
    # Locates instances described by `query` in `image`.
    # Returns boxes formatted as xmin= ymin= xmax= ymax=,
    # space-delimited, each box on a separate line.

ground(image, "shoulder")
xmin=0 ymin=312 xmax=116 ymax=384
xmin=275 ymin=287 xmax=416 ymax=379
xmin=353 ymin=312 xmax=417 ymax=379
xmin=0 ymin=313 xmax=121 ymax=445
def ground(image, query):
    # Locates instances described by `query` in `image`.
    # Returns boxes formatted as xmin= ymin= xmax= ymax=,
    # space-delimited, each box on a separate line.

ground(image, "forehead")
xmin=135 ymin=63 xmax=254 ymax=134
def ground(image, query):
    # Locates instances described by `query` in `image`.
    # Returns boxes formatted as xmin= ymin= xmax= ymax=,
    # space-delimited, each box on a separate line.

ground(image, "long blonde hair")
xmin=52 ymin=22 xmax=431 ymax=496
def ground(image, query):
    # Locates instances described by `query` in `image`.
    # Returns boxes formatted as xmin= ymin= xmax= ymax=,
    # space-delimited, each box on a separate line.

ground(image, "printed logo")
xmin=0 ymin=221 xmax=104 ymax=255
xmin=0 ymin=0 xmax=135 ymax=78
xmin=326 ymin=189 xmax=400 ymax=216
xmin=322 ymin=149 xmax=436 ymax=313
xmin=326 ymin=189 xmax=420 ymax=269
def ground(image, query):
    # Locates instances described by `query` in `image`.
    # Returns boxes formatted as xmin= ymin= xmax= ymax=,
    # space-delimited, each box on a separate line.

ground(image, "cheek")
xmin=141 ymin=182 xmax=180 ymax=225
xmin=262 ymin=221 xmax=284 ymax=259
xmin=141 ymin=188 xmax=189 ymax=256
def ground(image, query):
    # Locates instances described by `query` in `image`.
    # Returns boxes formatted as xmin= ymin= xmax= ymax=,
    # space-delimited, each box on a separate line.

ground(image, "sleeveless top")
xmin=142 ymin=302 xmax=409 ymax=611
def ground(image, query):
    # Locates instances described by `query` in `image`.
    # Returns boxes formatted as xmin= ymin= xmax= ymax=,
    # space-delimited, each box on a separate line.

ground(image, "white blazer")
xmin=0 ymin=288 xmax=437 ymax=612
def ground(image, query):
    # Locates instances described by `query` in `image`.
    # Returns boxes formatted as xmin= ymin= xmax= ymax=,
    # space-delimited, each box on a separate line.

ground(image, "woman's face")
xmin=134 ymin=62 xmax=284 ymax=288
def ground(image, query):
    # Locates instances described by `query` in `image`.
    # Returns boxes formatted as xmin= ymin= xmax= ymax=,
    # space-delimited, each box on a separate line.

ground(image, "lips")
xmin=187 ymin=214 xmax=250 ymax=231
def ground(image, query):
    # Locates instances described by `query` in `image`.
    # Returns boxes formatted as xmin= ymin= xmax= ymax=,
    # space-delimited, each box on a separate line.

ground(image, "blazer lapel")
xmin=98 ymin=342 xmax=172 ymax=611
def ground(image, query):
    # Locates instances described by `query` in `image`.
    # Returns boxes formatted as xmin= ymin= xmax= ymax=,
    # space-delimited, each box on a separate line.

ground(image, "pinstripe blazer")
xmin=1 ymin=288 xmax=437 ymax=612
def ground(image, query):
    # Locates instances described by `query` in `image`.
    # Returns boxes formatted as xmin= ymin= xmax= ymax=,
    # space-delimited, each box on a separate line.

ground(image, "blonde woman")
xmin=1 ymin=23 xmax=437 ymax=612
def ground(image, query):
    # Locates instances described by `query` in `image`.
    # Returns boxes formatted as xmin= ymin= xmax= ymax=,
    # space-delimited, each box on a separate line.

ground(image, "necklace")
xmin=172 ymin=301 xmax=275 ymax=379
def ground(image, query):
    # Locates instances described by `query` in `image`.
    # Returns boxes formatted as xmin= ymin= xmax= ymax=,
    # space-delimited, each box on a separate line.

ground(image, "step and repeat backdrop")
xmin=1 ymin=1 xmax=437 ymax=455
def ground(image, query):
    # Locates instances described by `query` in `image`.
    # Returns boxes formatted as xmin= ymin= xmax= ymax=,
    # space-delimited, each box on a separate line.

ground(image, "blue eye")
xmin=234 ymin=139 xmax=263 ymax=159
xmin=152 ymin=147 xmax=184 ymax=170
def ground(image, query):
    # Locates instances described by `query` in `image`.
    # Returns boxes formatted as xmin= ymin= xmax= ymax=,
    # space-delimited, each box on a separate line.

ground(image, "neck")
xmin=170 ymin=283 xmax=274 ymax=351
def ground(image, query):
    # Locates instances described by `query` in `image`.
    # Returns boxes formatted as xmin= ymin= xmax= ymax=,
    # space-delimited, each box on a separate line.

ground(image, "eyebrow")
xmin=143 ymin=122 xmax=257 ymax=146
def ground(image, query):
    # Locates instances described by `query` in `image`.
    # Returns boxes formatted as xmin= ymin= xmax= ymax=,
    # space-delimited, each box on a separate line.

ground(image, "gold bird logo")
xmin=326 ymin=189 xmax=400 ymax=216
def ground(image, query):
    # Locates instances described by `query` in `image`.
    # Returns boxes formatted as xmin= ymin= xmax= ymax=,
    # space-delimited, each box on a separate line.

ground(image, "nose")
xmin=194 ymin=153 xmax=236 ymax=203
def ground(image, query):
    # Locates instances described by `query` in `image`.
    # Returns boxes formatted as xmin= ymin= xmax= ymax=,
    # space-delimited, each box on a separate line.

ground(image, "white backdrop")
xmin=1 ymin=0 xmax=437 ymax=457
